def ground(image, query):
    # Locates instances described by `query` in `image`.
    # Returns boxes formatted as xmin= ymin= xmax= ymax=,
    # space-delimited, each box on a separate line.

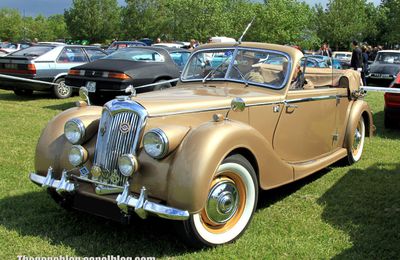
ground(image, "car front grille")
xmin=92 ymin=99 xmax=147 ymax=188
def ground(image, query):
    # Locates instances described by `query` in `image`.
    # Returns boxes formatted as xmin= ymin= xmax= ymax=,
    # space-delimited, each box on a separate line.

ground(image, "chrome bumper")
xmin=29 ymin=167 xmax=189 ymax=221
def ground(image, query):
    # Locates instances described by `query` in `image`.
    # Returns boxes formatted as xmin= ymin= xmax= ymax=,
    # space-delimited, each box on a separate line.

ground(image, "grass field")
xmin=0 ymin=89 xmax=399 ymax=259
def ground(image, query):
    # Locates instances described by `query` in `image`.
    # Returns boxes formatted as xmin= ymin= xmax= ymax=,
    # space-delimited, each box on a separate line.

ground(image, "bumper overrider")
xmin=29 ymin=167 xmax=189 ymax=221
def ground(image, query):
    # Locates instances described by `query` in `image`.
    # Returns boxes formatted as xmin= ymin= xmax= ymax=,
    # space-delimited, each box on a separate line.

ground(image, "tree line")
xmin=1 ymin=0 xmax=399 ymax=50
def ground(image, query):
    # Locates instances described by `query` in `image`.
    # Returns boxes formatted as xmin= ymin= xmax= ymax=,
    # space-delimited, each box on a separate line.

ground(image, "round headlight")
xmin=118 ymin=154 xmax=138 ymax=177
xmin=143 ymin=128 xmax=169 ymax=159
xmin=68 ymin=145 xmax=88 ymax=167
xmin=64 ymin=119 xmax=85 ymax=144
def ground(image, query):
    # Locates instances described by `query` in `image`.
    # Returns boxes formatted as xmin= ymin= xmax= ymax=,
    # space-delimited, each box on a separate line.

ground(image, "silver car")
xmin=0 ymin=44 xmax=107 ymax=98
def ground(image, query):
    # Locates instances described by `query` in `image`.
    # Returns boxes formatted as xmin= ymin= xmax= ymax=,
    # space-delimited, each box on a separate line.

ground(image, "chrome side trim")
xmin=285 ymin=95 xmax=340 ymax=104
xmin=148 ymin=94 xmax=346 ymax=118
xmin=149 ymin=106 xmax=231 ymax=118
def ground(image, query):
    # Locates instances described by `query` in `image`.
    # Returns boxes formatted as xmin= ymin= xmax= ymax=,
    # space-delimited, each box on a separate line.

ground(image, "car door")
xmin=273 ymin=65 xmax=338 ymax=164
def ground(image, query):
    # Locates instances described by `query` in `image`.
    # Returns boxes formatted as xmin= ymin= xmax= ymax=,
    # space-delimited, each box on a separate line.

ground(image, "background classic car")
xmin=29 ymin=42 xmax=373 ymax=247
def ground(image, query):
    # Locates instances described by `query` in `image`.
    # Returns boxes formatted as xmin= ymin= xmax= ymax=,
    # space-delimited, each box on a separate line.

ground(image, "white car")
xmin=332 ymin=51 xmax=352 ymax=61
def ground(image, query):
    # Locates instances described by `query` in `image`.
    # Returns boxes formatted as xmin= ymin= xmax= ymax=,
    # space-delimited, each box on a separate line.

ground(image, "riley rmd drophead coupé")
xmin=29 ymin=42 xmax=374 ymax=247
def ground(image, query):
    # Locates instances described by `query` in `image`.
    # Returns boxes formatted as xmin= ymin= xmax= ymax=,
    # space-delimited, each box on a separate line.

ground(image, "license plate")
xmin=4 ymin=63 xmax=17 ymax=69
xmin=86 ymin=81 xmax=96 ymax=92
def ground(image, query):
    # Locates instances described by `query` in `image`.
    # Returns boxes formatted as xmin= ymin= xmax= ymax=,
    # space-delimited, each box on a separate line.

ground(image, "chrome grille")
xmin=92 ymin=99 xmax=147 ymax=188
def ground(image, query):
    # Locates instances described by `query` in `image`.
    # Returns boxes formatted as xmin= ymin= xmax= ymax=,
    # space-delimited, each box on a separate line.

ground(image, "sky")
xmin=0 ymin=0 xmax=382 ymax=17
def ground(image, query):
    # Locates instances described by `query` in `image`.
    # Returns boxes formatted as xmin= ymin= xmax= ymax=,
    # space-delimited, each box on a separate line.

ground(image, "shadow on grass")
xmin=318 ymin=163 xmax=400 ymax=259
xmin=0 ymin=91 xmax=53 ymax=101
xmin=257 ymin=168 xmax=331 ymax=210
xmin=0 ymin=191 xmax=194 ymax=257
xmin=43 ymin=102 xmax=77 ymax=111
xmin=372 ymin=111 xmax=400 ymax=138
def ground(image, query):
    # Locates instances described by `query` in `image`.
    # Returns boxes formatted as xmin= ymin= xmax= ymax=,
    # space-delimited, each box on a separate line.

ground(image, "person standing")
xmin=350 ymin=40 xmax=363 ymax=71
xmin=361 ymin=45 xmax=369 ymax=86
xmin=319 ymin=43 xmax=331 ymax=57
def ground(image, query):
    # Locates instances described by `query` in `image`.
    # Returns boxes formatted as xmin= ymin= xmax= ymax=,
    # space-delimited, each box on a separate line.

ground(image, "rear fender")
xmin=344 ymin=99 xmax=374 ymax=148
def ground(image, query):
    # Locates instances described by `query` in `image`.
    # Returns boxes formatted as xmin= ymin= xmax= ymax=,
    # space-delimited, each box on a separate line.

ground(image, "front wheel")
xmin=179 ymin=154 xmax=258 ymax=247
xmin=346 ymin=116 xmax=366 ymax=164
xmin=53 ymin=78 xmax=72 ymax=99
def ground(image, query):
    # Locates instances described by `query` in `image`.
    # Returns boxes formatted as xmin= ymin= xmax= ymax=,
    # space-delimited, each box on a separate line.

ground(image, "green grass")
xmin=0 ymin=89 xmax=399 ymax=259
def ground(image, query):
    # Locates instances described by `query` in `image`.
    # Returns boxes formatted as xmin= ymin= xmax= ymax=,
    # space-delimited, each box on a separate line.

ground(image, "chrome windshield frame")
xmin=181 ymin=46 xmax=292 ymax=90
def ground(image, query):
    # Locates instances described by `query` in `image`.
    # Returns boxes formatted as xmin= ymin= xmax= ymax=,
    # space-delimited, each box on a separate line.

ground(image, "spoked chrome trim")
xmin=56 ymin=80 xmax=70 ymax=97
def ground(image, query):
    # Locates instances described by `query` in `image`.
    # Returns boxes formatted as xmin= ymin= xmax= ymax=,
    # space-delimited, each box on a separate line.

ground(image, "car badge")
xmin=92 ymin=71 xmax=96 ymax=76
xmin=120 ymin=122 xmax=131 ymax=134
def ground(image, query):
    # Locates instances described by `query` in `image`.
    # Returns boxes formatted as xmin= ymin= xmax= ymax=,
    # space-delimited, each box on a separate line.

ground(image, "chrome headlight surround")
xmin=68 ymin=145 xmax=88 ymax=167
xmin=64 ymin=118 xmax=85 ymax=144
xmin=118 ymin=154 xmax=139 ymax=177
xmin=143 ymin=128 xmax=169 ymax=159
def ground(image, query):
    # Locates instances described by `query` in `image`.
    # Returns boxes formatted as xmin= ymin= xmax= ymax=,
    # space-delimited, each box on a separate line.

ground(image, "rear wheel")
xmin=53 ymin=78 xmax=72 ymax=99
xmin=179 ymin=154 xmax=258 ymax=247
xmin=346 ymin=116 xmax=365 ymax=164
xmin=14 ymin=89 xmax=33 ymax=96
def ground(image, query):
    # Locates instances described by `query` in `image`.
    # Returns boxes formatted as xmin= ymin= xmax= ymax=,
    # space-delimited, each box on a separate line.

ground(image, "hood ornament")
xmin=125 ymin=85 xmax=137 ymax=98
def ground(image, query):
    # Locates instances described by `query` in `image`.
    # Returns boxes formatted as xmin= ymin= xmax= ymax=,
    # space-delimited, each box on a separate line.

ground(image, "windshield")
xmin=104 ymin=48 xmax=165 ymax=62
xmin=9 ymin=45 xmax=54 ymax=57
xmin=375 ymin=52 xmax=400 ymax=64
xmin=182 ymin=48 xmax=290 ymax=89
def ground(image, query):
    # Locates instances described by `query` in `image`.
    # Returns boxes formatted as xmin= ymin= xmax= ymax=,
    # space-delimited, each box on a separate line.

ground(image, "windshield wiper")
xmin=231 ymin=64 xmax=249 ymax=87
xmin=202 ymin=57 xmax=231 ymax=83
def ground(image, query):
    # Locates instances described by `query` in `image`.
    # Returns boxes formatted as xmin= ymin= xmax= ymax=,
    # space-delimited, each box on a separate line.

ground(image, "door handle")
xmin=286 ymin=104 xmax=298 ymax=108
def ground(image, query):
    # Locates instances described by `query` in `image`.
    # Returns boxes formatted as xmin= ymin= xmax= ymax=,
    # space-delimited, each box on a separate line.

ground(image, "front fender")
xmin=167 ymin=120 xmax=293 ymax=213
xmin=34 ymin=105 xmax=102 ymax=177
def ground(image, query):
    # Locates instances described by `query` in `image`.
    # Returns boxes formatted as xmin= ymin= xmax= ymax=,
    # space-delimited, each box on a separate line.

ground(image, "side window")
xmin=170 ymin=52 xmax=190 ymax=69
xmin=58 ymin=48 xmax=88 ymax=63
xmin=86 ymin=49 xmax=107 ymax=61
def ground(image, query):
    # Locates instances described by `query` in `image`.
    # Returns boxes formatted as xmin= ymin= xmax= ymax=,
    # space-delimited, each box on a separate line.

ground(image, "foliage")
xmin=380 ymin=0 xmax=400 ymax=46
xmin=0 ymin=8 xmax=23 ymax=41
xmin=316 ymin=0 xmax=369 ymax=49
xmin=64 ymin=0 xmax=121 ymax=43
xmin=2 ymin=0 xmax=400 ymax=49
xmin=0 ymin=9 xmax=68 ymax=42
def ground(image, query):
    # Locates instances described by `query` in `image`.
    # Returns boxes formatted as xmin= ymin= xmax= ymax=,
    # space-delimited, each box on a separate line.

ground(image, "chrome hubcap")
xmin=205 ymin=180 xmax=239 ymax=224
xmin=57 ymin=81 xmax=70 ymax=96
xmin=353 ymin=128 xmax=361 ymax=150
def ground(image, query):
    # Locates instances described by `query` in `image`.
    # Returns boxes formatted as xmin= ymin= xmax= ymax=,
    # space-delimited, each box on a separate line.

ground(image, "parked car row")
xmin=0 ymin=44 xmax=191 ymax=101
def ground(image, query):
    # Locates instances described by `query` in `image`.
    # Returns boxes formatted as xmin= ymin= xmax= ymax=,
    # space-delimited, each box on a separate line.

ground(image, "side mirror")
xmin=231 ymin=97 xmax=246 ymax=112
xmin=79 ymin=87 xmax=90 ymax=105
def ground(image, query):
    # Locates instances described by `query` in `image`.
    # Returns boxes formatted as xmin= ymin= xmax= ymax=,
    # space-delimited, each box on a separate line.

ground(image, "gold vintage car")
xmin=29 ymin=42 xmax=374 ymax=247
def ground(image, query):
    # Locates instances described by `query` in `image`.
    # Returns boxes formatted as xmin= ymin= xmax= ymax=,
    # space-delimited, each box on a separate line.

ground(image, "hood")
xmin=131 ymin=83 xmax=282 ymax=117
xmin=369 ymin=63 xmax=400 ymax=75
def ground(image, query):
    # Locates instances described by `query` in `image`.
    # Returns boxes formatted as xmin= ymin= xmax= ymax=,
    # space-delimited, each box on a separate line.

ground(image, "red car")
xmin=384 ymin=73 xmax=400 ymax=128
